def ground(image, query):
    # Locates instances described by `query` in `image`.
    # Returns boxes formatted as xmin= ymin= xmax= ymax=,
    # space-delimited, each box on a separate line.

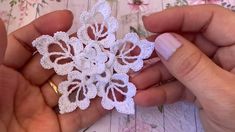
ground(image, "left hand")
xmin=0 ymin=10 xmax=107 ymax=132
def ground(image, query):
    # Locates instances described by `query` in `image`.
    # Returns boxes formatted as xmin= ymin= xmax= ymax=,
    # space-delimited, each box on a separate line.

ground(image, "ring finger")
xmin=41 ymin=74 xmax=66 ymax=108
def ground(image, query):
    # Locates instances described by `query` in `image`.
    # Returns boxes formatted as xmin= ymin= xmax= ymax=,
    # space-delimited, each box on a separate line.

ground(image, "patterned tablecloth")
xmin=0 ymin=0 xmax=235 ymax=132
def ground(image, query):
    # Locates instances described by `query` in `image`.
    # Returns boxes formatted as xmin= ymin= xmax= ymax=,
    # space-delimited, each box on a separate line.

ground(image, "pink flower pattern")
xmin=17 ymin=0 xmax=59 ymax=26
xmin=128 ymin=0 xmax=149 ymax=12
xmin=0 ymin=0 xmax=60 ymax=27
xmin=188 ymin=0 xmax=221 ymax=5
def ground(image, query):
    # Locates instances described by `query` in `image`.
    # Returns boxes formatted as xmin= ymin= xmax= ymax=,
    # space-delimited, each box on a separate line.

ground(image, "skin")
xmin=0 ymin=10 xmax=107 ymax=132
xmin=1 ymin=4 xmax=235 ymax=132
xmin=133 ymin=5 xmax=235 ymax=132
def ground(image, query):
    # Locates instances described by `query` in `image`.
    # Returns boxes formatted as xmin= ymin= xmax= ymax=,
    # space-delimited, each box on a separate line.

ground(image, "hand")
xmin=133 ymin=5 xmax=235 ymax=132
xmin=0 ymin=10 xmax=107 ymax=132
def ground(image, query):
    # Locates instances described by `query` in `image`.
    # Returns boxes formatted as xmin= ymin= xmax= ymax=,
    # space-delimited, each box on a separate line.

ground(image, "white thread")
xmin=32 ymin=0 xmax=154 ymax=114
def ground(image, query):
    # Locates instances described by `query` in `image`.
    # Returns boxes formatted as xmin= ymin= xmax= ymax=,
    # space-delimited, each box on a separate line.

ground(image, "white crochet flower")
xmin=112 ymin=33 xmax=154 ymax=73
xmin=33 ymin=0 xmax=155 ymax=115
xmin=58 ymin=71 xmax=97 ymax=114
xmin=32 ymin=31 xmax=83 ymax=75
xmin=78 ymin=0 xmax=118 ymax=49
xmin=97 ymin=73 xmax=136 ymax=114
xmin=75 ymin=42 xmax=108 ymax=75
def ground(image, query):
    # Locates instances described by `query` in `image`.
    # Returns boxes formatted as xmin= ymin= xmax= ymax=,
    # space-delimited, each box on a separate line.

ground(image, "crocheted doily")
xmin=33 ymin=0 xmax=154 ymax=114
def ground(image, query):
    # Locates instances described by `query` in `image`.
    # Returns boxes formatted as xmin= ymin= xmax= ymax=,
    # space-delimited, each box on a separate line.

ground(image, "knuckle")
xmin=175 ymin=49 xmax=203 ymax=81
xmin=214 ymin=48 xmax=226 ymax=64
xmin=0 ymin=65 xmax=19 ymax=88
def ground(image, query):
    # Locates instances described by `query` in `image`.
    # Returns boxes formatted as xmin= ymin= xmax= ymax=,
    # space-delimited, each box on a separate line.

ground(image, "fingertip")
xmin=0 ymin=19 xmax=7 ymax=64
xmin=142 ymin=14 xmax=154 ymax=33
xmin=0 ymin=19 xmax=5 ymax=27
xmin=54 ymin=10 xmax=74 ymax=31
xmin=0 ymin=19 xmax=7 ymax=41
xmin=134 ymin=89 xmax=166 ymax=106
xmin=34 ymin=10 xmax=74 ymax=35
xmin=58 ymin=9 xmax=74 ymax=24
xmin=134 ymin=91 xmax=150 ymax=106
xmin=0 ymin=19 xmax=7 ymax=39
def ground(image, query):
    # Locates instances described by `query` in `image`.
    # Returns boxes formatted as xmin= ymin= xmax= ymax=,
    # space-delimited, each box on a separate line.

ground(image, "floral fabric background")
xmin=1 ymin=0 xmax=235 ymax=34
xmin=1 ymin=0 xmax=235 ymax=132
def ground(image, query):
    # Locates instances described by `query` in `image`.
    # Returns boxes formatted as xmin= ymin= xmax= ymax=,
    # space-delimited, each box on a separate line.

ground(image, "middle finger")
xmin=131 ymin=61 xmax=173 ymax=90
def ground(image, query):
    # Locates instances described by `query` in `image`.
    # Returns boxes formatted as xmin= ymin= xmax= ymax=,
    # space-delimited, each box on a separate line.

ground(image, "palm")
xmin=195 ymin=44 xmax=235 ymax=132
xmin=0 ymin=11 xmax=107 ymax=132
xmin=0 ymin=66 xmax=60 ymax=132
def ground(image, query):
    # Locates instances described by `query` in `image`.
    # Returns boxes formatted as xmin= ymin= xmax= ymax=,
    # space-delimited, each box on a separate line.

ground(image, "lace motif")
xmin=32 ymin=0 xmax=154 ymax=114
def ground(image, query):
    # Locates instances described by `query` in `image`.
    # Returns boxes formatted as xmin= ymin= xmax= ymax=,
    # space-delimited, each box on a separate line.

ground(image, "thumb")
xmin=0 ymin=19 xmax=7 ymax=65
xmin=154 ymin=33 xmax=235 ymax=106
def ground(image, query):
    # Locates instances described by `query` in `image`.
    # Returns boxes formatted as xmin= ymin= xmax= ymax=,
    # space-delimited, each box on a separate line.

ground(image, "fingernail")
xmin=154 ymin=33 xmax=182 ymax=60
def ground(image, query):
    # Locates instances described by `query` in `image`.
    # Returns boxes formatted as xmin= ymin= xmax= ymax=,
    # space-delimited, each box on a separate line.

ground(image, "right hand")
xmin=133 ymin=5 xmax=235 ymax=132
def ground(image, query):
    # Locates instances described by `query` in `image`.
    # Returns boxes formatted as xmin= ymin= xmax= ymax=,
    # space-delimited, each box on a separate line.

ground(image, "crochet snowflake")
xmin=32 ymin=0 xmax=154 ymax=114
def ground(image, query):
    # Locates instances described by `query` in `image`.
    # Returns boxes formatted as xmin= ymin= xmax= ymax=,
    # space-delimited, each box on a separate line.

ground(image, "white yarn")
xmin=32 ymin=0 xmax=154 ymax=114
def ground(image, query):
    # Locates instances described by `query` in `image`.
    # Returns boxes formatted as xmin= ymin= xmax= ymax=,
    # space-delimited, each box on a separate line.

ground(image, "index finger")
xmin=4 ymin=10 xmax=73 ymax=69
xmin=143 ymin=5 xmax=235 ymax=46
